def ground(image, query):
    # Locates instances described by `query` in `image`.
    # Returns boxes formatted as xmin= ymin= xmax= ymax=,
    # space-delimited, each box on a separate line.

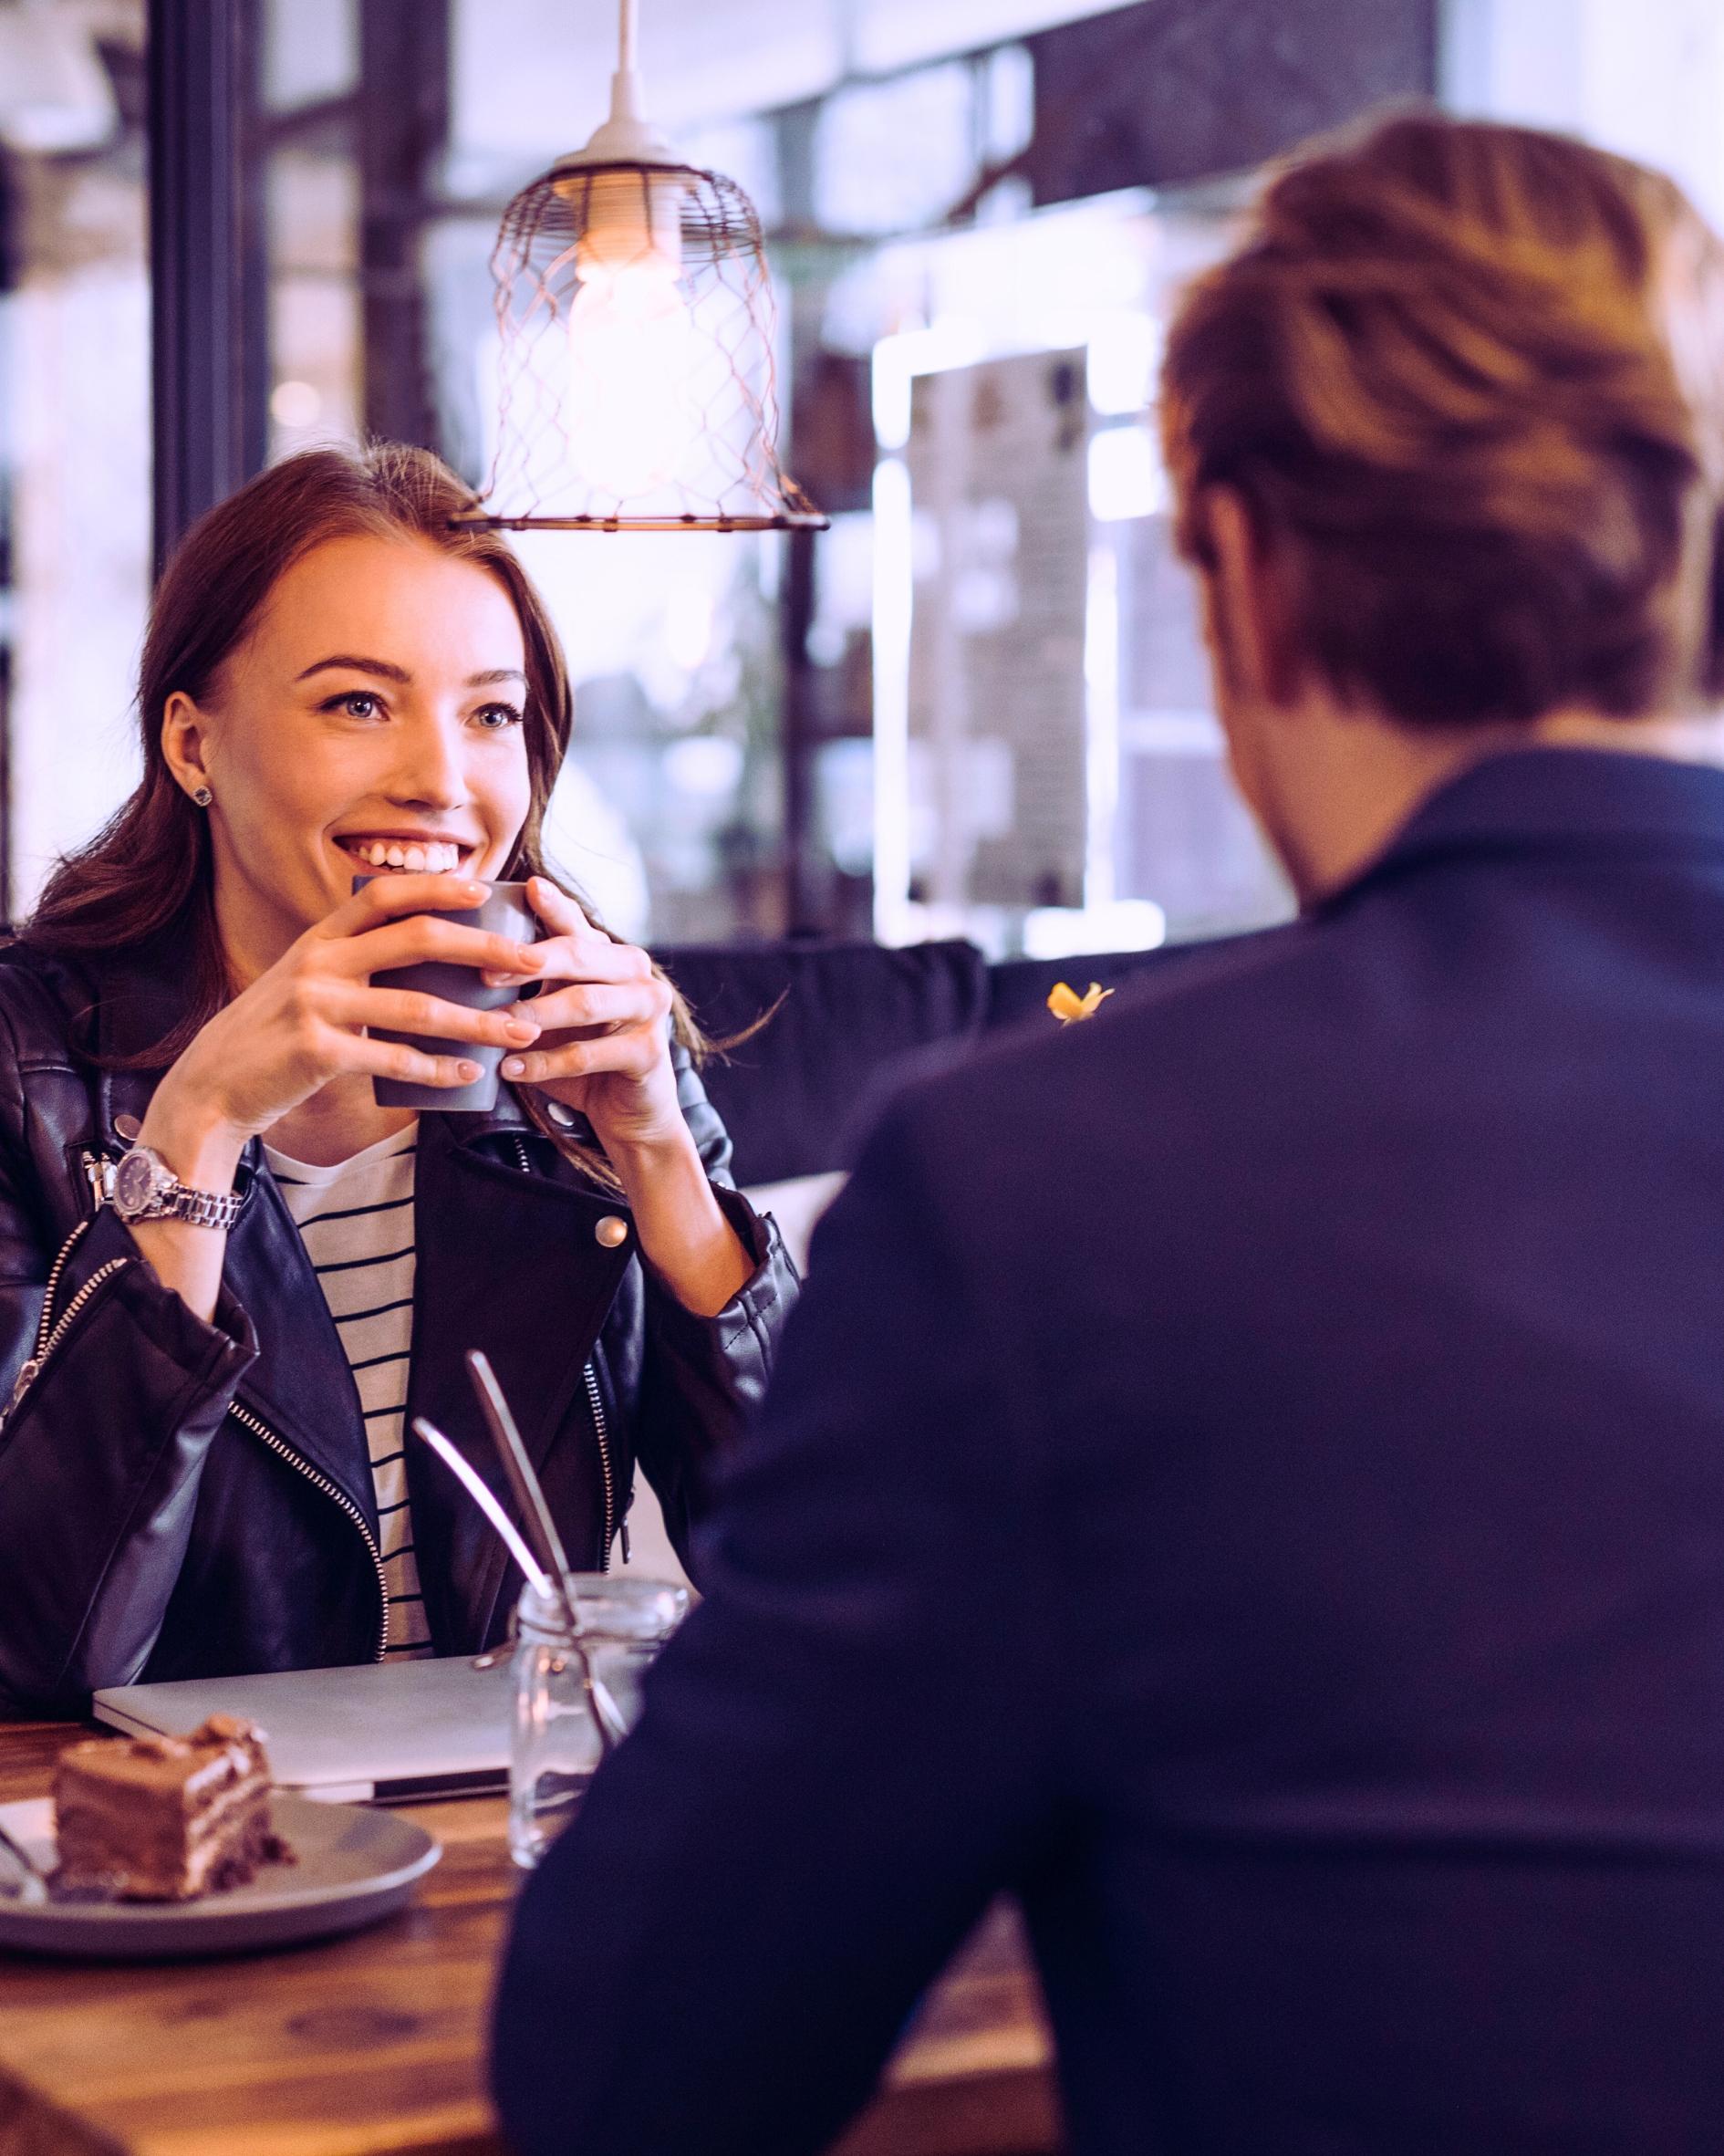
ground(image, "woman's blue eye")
xmin=321 ymin=691 xmax=520 ymax=727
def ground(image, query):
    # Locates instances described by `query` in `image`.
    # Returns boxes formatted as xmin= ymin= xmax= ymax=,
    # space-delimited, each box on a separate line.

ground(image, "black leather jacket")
xmin=0 ymin=935 xmax=797 ymax=1716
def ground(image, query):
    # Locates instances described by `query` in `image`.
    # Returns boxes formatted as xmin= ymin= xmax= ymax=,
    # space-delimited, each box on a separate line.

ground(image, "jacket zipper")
xmin=584 ymin=1359 xmax=618 ymax=1571
xmin=5 ymin=1220 xmax=128 ymax=1423
xmin=34 ymin=1216 xmax=91 ymax=1360
xmin=227 ymin=1401 xmax=389 ymax=1661
xmin=512 ymin=1134 xmax=623 ymax=1570
xmin=17 ymin=1180 xmax=389 ymax=1656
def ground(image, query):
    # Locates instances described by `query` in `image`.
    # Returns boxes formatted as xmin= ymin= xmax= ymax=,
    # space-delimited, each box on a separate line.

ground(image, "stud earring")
xmin=192 ymin=785 xmax=213 ymax=807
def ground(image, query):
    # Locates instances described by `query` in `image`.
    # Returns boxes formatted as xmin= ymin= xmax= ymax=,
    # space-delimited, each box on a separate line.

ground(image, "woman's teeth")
xmin=345 ymin=839 xmax=464 ymax=873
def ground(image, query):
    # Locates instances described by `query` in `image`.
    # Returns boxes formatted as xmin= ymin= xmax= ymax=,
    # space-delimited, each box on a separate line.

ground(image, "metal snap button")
xmin=115 ymin=1113 xmax=141 ymax=1141
xmin=546 ymin=1101 xmax=576 ymax=1128
xmin=595 ymin=1215 xmax=628 ymax=1248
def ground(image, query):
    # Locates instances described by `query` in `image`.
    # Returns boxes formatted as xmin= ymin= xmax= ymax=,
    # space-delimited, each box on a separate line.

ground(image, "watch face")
xmin=113 ymin=1151 xmax=156 ymax=1215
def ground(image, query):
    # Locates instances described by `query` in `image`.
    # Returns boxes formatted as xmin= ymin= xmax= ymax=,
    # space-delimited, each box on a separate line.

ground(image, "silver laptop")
xmin=93 ymin=1656 xmax=513 ymax=1804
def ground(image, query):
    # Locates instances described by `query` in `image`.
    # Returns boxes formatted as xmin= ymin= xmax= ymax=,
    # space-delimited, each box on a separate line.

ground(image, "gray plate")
xmin=0 ymin=1793 xmax=441 ymax=1960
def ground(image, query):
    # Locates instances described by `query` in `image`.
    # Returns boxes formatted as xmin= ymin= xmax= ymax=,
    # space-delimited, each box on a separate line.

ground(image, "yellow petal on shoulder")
xmin=1047 ymin=981 xmax=1116 ymax=1024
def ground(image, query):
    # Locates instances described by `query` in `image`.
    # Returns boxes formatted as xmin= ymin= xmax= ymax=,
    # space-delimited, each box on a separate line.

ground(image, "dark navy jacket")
xmin=494 ymin=749 xmax=1724 ymax=2155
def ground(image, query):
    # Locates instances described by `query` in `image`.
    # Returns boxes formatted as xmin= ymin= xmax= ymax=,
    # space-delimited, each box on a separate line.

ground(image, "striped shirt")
xmin=263 ymin=1122 xmax=432 ymax=1660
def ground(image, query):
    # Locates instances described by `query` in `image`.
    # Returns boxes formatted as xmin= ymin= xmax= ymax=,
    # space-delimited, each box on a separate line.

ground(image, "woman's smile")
xmin=332 ymin=833 xmax=479 ymax=875
xmin=173 ymin=533 xmax=535 ymax=967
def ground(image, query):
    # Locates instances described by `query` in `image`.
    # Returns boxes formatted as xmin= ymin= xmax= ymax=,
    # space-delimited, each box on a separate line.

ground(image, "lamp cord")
xmin=618 ymin=0 xmax=639 ymax=75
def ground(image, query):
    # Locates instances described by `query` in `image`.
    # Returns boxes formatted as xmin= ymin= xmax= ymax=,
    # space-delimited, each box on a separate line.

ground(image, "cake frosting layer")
xmin=53 ymin=1714 xmax=284 ymax=1901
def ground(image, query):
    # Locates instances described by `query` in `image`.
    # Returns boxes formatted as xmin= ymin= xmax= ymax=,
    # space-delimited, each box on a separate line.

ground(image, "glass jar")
xmin=508 ymin=1573 xmax=691 ymax=1869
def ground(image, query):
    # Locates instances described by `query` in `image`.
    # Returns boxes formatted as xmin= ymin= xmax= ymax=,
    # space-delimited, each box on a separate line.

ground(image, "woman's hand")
xmin=145 ymin=873 xmax=545 ymax=1176
xmin=494 ymin=878 xmax=753 ymax=1317
xmin=493 ymin=877 xmax=685 ymax=1159
xmin=126 ymin=874 xmax=544 ymax=1327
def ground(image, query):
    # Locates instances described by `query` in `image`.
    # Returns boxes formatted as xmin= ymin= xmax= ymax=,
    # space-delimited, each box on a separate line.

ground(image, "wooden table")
xmin=0 ymin=1721 xmax=1061 ymax=2156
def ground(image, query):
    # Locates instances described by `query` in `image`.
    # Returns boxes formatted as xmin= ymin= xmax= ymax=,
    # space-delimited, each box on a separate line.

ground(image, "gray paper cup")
xmin=358 ymin=878 xmax=541 ymax=1112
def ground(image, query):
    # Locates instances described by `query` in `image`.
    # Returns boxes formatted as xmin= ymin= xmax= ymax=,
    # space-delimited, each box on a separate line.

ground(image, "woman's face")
xmin=167 ymin=533 xmax=535 ymax=970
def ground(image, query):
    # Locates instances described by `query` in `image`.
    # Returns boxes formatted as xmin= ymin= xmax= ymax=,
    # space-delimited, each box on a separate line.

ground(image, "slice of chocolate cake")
xmin=53 ymin=1714 xmax=283 ymax=1901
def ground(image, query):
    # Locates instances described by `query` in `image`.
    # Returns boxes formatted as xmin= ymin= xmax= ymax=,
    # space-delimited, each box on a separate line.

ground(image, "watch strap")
xmin=112 ymin=1145 xmax=244 ymax=1232
xmin=148 ymin=1181 xmax=244 ymax=1231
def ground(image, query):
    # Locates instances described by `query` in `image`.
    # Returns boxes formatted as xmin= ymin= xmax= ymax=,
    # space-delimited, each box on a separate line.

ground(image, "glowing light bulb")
xmin=566 ymin=248 xmax=700 ymax=500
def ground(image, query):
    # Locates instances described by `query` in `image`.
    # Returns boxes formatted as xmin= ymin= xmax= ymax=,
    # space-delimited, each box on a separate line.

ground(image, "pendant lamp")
xmin=456 ymin=0 xmax=826 ymax=533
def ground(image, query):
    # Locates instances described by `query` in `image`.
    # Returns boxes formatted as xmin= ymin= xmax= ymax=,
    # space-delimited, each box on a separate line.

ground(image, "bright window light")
xmin=871 ymin=456 xmax=915 ymax=941
xmin=269 ymin=380 xmax=323 ymax=429
xmin=872 ymin=320 xmax=989 ymax=451
xmin=815 ymin=65 xmax=977 ymax=236
xmin=1087 ymin=425 xmax=1168 ymax=523
xmin=663 ymin=734 xmax=744 ymax=799
xmin=1086 ymin=312 xmax=1162 ymax=416
xmin=1023 ymin=900 xmax=1167 ymax=959
xmin=1085 ymin=542 xmax=1119 ymax=908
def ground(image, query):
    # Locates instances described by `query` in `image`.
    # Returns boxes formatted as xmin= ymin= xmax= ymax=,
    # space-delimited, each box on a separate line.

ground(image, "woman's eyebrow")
xmin=296 ymin=654 xmax=411 ymax=683
xmin=293 ymin=658 xmax=526 ymax=687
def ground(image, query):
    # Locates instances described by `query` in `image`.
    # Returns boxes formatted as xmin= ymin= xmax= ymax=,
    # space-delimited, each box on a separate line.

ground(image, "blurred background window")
xmin=0 ymin=0 xmax=146 ymax=912
xmin=5 ymin=0 xmax=1723 ymax=940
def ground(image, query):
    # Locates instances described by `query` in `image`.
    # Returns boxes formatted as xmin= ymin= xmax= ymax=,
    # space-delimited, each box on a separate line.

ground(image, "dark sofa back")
xmin=656 ymin=939 xmax=1187 ymax=1185
xmin=658 ymin=941 xmax=989 ymax=1187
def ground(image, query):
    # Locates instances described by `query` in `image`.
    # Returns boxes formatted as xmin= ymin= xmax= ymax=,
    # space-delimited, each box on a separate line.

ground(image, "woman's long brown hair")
xmin=22 ymin=443 xmax=703 ymax=1174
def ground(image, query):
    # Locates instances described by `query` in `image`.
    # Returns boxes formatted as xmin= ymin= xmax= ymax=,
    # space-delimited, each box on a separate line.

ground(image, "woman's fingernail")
xmin=505 ymin=1018 xmax=539 ymax=1043
xmin=458 ymin=1060 xmax=482 ymax=1080
xmin=502 ymin=1057 xmax=526 ymax=1078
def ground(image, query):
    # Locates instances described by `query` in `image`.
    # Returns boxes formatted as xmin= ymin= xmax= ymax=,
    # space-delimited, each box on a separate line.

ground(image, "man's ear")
xmin=1199 ymin=486 xmax=1302 ymax=709
xmin=161 ymin=691 xmax=214 ymax=801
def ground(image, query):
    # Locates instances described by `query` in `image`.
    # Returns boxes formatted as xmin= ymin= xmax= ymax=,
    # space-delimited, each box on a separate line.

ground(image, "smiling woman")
xmin=163 ymin=534 xmax=535 ymax=991
xmin=28 ymin=448 xmax=571 ymax=1063
xmin=0 ymin=443 xmax=797 ymax=1713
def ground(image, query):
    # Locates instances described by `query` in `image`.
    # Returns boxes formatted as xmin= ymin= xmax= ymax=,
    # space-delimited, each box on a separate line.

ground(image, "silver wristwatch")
xmin=111 ymin=1145 xmax=244 ymax=1231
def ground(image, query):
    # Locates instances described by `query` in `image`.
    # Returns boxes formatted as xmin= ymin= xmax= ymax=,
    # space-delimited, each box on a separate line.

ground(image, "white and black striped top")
xmin=263 ymin=1123 xmax=432 ymax=1660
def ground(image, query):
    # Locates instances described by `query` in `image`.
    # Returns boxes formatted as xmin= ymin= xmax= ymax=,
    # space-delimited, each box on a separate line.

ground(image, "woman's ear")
xmin=161 ymin=691 xmax=214 ymax=803
xmin=1200 ymin=486 xmax=1303 ymax=710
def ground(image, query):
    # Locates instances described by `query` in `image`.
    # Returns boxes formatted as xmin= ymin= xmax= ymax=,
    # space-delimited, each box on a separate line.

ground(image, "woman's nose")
xmin=387 ymin=717 xmax=469 ymax=809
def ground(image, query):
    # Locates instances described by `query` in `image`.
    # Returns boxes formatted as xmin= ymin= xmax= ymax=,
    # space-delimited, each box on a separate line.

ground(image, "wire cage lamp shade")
xmin=456 ymin=5 xmax=826 ymax=536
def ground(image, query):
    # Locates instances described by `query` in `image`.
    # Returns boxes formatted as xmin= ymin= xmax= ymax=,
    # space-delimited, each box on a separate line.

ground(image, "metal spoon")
xmin=465 ymin=1353 xmax=582 ymax=1614
xmin=413 ymin=1394 xmax=628 ymax=1751
xmin=410 ymin=1415 xmax=551 ymax=1597
xmin=462 ymin=1353 xmax=631 ymax=1753
xmin=410 ymin=1418 xmax=538 ymax=1671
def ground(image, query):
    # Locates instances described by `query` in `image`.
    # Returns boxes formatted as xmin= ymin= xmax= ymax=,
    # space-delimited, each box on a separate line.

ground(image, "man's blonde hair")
xmin=1161 ymin=111 xmax=1724 ymax=727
